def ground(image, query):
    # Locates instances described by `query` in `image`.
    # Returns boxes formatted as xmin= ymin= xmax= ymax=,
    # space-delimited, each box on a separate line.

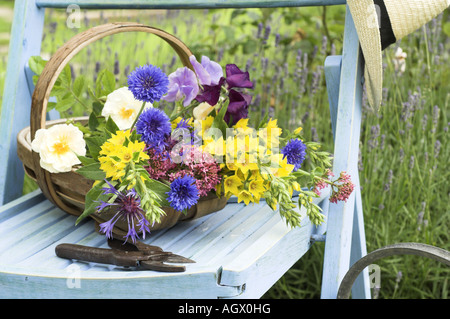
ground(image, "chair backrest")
xmin=0 ymin=0 xmax=369 ymax=299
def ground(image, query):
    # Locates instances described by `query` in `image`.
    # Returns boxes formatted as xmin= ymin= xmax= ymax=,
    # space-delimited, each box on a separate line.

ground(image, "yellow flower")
xmin=233 ymin=118 xmax=250 ymax=130
xmin=224 ymin=175 xmax=242 ymax=196
xmin=203 ymin=135 xmax=225 ymax=156
xmin=294 ymin=127 xmax=303 ymax=135
xmin=99 ymin=156 xmax=126 ymax=181
xmin=237 ymin=190 xmax=253 ymax=205
xmin=98 ymin=130 xmax=149 ymax=181
xmin=126 ymin=140 xmax=150 ymax=161
xmin=275 ymin=155 xmax=295 ymax=177
xmin=109 ymin=129 xmax=131 ymax=146
xmin=234 ymin=154 xmax=259 ymax=174
xmin=248 ymin=179 xmax=265 ymax=200
xmin=194 ymin=115 xmax=214 ymax=140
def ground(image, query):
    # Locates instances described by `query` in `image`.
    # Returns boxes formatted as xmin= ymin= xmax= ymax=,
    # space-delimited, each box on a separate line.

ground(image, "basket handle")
xmin=30 ymin=22 xmax=194 ymax=215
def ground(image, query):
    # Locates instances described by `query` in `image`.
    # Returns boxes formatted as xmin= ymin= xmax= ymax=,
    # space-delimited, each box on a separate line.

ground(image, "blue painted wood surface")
xmin=320 ymin=6 xmax=368 ymax=299
xmin=36 ymin=0 xmax=346 ymax=9
xmin=0 ymin=0 xmax=45 ymax=205
xmin=0 ymin=190 xmax=329 ymax=298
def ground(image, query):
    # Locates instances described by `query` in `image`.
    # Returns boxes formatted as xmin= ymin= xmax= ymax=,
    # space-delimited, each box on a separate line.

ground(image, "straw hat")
xmin=347 ymin=0 xmax=449 ymax=109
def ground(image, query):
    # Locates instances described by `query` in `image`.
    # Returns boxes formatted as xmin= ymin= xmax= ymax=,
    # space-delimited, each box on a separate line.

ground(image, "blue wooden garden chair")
xmin=0 ymin=0 xmax=371 ymax=299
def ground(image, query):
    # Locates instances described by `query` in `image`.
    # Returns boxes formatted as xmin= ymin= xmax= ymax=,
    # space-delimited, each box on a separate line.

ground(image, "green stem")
xmin=130 ymin=101 xmax=146 ymax=131
xmin=169 ymin=101 xmax=199 ymax=122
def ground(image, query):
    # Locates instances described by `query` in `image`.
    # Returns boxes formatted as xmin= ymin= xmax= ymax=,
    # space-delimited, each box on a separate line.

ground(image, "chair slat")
xmin=36 ymin=0 xmax=346 ymax=9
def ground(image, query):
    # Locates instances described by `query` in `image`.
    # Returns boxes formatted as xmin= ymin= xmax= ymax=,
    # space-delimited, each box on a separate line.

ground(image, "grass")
xmin=0 ymin=5 xmax=448 ymax=299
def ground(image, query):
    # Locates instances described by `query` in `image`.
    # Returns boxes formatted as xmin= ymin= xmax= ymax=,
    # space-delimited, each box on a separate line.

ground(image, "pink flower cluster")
xmin=169 ymin=147 xmax=222 ymax=197
xmin=329 ymin=171 xmax=354 ymax=204
xmin=145 ymin=149 xmax=177 ymax=180
xmin=313 ymin=169 xmax=334 ymax=196
xmin=145 ymin=146 xmax=221 ymax=198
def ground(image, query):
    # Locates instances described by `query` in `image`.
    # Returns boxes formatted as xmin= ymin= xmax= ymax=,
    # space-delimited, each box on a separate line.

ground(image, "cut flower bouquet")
xmin=29 ymin=53 xmax=354 ymax=243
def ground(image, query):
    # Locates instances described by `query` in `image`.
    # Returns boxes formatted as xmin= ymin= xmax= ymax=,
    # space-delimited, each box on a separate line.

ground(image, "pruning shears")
xmin=55 ymin=238 xmax=195 ymax=272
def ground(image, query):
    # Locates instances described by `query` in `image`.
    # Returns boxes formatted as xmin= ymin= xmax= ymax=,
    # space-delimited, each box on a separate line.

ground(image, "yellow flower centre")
xmin=119 ymin=106 xmax=134 ymax=119
xmin=53 ymin=140 xmax=70 ymax=155
xmin=122 ymin=152 xmax=132 ymax=162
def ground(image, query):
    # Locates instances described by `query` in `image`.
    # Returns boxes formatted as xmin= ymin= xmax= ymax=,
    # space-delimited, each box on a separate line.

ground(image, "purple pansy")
xmin=163 ymin=67 xmax=199 ymax=107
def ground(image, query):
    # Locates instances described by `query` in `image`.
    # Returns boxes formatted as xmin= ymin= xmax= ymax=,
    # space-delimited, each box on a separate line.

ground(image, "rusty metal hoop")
xmin=337 ymin=242 xmax=450 ymax=299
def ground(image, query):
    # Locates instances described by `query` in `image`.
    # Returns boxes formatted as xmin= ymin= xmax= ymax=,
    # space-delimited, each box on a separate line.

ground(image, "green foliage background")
xmin=0 ymin=4 xmax=448 ymax=298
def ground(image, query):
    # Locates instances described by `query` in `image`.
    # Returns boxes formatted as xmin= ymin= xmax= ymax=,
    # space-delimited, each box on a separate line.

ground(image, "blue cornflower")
xmin=281 ymin=138 xmax=307 ymax=171
xmin=166 ymin=175 xmax=199 ymax=212
xmin=97 ymin=180 xmax=151 ymax=243
xmin=127 ymin=64 xmax=169 ymax=103
xmin=136 ymin=107 xmax=172 ymax=153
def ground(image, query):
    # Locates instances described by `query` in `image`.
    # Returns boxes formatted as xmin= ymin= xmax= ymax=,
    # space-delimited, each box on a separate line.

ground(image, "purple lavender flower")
xmin=166 ymin=175 xmax=199 ymax=212
xmin=135 ymin=107 xmax=172 ymax=153
xmin=163 ymin=67 xmax=199 ymax=107
xmin=97 ymin=181 xmax=150 ymax=243
xmin=281 ymin=139 xmax=307 ymax=171
xmin=127 ymin=64 xmax=169 ymax=103
xmin=189 ymin=55 xmax=223 ymax=86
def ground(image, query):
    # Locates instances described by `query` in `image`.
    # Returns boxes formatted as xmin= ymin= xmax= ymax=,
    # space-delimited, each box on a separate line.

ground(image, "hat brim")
xmin=348 ymin=0 xmax=383 ymax=109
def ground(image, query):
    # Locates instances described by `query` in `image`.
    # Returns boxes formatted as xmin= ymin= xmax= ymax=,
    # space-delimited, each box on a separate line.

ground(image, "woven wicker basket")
xmin=16 ymin=23 xmax=227 ymax=235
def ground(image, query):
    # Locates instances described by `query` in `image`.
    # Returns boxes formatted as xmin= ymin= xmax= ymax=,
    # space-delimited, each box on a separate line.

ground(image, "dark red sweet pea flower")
xmin=195 ymin=64 xmax=253 ymax=126
xmin=224 ymin=89 xmax=252 ymax=126
xmin=195 ymin=77 xmax=225 ymax=106
xmin=225 ymin=64 xmax=253 ymax=89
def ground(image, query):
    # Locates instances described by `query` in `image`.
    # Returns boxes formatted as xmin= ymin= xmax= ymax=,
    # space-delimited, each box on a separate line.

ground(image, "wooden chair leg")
xmin=321 ymin=6 xmax=368 ymax=299
xmin=0 ymin=0 xmax=45 ymax=205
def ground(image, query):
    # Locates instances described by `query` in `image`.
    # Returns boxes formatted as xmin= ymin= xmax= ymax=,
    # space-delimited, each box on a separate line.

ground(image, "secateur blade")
xmin=107 ymin=238 xmax=195 ymax=271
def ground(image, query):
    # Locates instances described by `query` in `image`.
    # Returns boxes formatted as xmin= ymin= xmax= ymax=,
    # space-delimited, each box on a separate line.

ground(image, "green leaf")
xmin=95 ymin=69 xmax=116 ymax=96
xmin=105 ymin=116 xmax=120 ymax=135
xmin=443 ymin=22 xmax=450 ymax=37
xmin=77 ymin=155 xmax=97 ymax=166
xmin=88 ymin=112 xmax=99 ymax=131
xmin=28 ymin=56 xmax=47 ymax=77
xmin=58 ymin=64 xmax=72 ymax=88
xmin=72 ymin=75 xmax=85 ymax=96
xmin=210 ymin=100 xmax=229 ymax=136
xmin=76 ymin=163 xmax=106 ymax=180
xmin=85 ymin=136 xmax=107 ymax=160
xmin=92 ymin=101 xmax=103 ymax=115
xmin=76 ymin=181 xmax=106 ymax=225
xmin=142 ymin=173 xmax=171 ymax=207
xmin=55 ymin=97 xmax=75 ymax=112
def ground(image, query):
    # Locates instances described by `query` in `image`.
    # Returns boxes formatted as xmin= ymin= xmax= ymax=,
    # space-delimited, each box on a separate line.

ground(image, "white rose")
xmin=102 ymin=87 xmax=151 ymax=130
xmin=31 ymin=124 xmax=86 ymax=173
